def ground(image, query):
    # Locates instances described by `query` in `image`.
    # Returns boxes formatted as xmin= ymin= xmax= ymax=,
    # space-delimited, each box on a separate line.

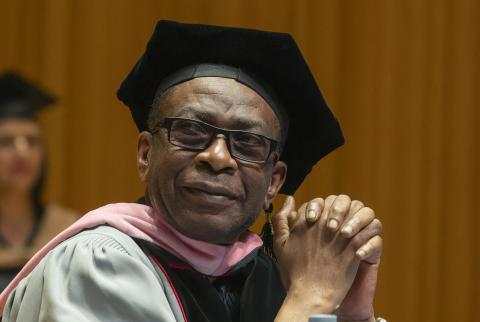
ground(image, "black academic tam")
xmin=117 ymin=20 xmax=344 ymax=194
xmin=0 ymin=72 xmax=55 ymax=119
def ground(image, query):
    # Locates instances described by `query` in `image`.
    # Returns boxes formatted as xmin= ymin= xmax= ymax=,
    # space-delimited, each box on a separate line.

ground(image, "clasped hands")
xmin=271 ymin=195 xmax=383 ymax=322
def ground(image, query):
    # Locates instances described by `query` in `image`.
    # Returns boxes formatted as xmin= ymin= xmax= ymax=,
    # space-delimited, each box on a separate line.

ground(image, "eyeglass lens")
xmin=168 ymin=118 xmax=271 ymax=162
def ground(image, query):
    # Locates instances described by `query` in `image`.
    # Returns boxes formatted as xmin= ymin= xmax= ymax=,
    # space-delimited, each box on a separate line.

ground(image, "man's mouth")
xmin=181 ymin=182 xmax=239 ymax=201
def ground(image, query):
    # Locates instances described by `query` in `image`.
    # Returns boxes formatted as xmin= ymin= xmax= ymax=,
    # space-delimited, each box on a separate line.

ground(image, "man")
xmin=0 ymin=21 xmax=383 ymax=322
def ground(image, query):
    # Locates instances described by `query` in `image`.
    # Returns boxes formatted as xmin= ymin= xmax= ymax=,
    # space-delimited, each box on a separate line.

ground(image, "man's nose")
xmin=194 ymin=135 xmax=238 ymax=172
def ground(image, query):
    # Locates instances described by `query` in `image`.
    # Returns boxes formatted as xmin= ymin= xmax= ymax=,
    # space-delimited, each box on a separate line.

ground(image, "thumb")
xmin=271 ymin=196 xmax=296 ymax=247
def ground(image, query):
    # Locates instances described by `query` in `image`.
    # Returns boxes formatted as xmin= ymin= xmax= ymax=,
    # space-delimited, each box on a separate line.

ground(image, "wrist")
xmin=337 ymin=313 xmax=375 ymax=322
xmin=287 ymin=283 xmax=338 ymax=314
xmin=336 ymin=303 xmax=374 ymax=322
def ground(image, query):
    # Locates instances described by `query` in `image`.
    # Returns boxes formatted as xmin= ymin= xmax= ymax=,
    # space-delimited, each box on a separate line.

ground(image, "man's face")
xmin=137 ymin=77 xmax=286 ymax=244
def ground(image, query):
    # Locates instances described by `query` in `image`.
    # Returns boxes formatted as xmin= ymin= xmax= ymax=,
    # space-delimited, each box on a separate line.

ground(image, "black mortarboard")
xmin=0 ymin=72 xmax=55 ymax=119
xmin=117 ymin=20 xmax=344 ymax=194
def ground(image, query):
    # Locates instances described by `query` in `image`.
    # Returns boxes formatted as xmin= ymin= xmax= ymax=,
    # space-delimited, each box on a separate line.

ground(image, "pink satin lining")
xmin=0 ymin=203 xmax=263 ymax=310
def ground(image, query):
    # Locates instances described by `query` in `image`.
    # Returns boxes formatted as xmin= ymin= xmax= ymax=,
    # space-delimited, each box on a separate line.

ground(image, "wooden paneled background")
xmin=1 ymin=1 xmax=479 ymax=321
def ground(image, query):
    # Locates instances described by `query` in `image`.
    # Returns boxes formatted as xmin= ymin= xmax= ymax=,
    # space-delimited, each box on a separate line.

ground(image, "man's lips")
xmin=181 ymin=182 xmax=240 ymax=200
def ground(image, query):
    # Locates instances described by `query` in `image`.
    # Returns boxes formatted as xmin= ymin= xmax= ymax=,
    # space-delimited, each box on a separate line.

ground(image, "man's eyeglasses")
xmin=152 ymin=117 xmax=280 ymax=164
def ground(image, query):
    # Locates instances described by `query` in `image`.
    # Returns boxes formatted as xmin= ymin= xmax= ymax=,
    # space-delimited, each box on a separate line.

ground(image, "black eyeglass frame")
xmin=152 ymin=117 xmax=280 ymax=164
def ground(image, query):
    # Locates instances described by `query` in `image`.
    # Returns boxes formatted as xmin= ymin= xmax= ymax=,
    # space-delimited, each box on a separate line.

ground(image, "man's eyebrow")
xmin=174 ymin=106 xmax=267 ymax=131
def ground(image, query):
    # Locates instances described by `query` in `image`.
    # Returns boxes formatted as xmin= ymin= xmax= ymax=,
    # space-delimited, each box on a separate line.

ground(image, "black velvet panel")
xmin=137 ymin=239 xmax=286 ymax=322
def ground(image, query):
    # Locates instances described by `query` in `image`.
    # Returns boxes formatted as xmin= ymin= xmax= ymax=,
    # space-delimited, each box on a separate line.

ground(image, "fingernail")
xmin=328 ymin=219 xmax=339 ymax=230
xmin=357 ymin=243 xmax=371 ymax=258
xmin=357 ymin=249 xmax=366 ymax=258
xmin=283 ymin=196 xmax=292 ymax=207
xmin=307 ymin=209 xmax=317 ymax=220
xmin=341 ymin=225 xmax=352 ymax=235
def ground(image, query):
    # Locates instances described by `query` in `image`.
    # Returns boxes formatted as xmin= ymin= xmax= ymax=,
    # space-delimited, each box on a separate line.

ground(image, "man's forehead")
xmin=162 ymin=77 xmax=281 ymax=133
xmin=172 ymin=77 xmax=270 ymax=105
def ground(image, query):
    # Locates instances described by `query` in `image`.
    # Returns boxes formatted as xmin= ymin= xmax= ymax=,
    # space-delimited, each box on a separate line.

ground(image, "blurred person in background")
xmin=0 ymin=72 xmax=78 ymax=290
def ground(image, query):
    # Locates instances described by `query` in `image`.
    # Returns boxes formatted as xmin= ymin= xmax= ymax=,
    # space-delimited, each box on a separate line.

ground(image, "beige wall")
xmin=1 ymin=1 xmax=479 ymax=321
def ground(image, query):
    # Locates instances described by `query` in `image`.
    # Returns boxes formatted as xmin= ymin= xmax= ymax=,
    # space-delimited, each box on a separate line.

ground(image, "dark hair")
xmin=32 ymin=157 xmax=46 ymax=215
xmin=147 ymin=86 xmax=176 ymax=132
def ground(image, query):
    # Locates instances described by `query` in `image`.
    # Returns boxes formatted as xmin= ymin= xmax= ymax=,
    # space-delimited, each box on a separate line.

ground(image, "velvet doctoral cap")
xmin=117 ymin=20 xmax=344 ymax=194
xmin=0 ymin=72 xmax=55 ymax=119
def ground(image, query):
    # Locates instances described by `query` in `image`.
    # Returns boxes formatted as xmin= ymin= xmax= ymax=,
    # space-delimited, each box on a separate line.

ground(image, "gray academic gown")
xmin=2 ymin=226 xmax=185 ymax=322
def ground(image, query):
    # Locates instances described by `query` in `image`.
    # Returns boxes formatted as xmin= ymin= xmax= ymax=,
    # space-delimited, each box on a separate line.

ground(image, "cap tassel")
xmin=260 ymin=204 xmax=276 ymax=259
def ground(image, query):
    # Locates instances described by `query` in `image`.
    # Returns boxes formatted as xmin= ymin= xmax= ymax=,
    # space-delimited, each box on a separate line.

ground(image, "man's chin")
xmin=169 ymin=213 xmax=246 ymax=244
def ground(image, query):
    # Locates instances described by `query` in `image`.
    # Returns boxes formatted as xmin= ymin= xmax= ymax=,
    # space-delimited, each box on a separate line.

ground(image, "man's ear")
xmin=137 ymin=131 xmax=153 ymax=182
xmin=264 ymin=160 xmax=287 ymax=209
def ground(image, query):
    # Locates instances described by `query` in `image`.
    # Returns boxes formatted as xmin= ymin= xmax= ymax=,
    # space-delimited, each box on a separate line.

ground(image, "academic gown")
xmin=2 ymin=225 xmax=286 ymax=322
